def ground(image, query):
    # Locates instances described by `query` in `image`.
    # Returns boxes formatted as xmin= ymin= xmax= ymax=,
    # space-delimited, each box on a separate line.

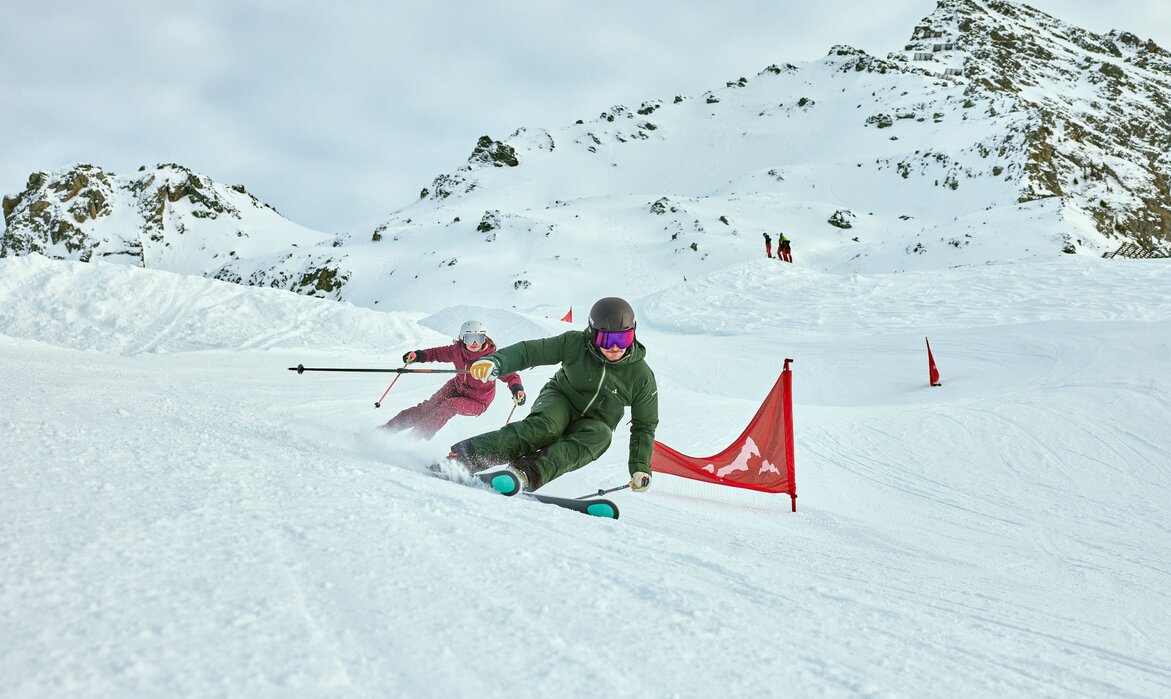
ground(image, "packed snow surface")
xmin=2 ymin=252 xmax=1170 ymax=697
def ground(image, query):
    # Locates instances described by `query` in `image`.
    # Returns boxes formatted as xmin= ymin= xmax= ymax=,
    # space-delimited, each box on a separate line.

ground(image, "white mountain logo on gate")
xmin=701 ymin=437 xmax=780 ymax=478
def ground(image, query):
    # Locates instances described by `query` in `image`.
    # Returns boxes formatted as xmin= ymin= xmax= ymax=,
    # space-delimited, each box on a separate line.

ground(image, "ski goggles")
xmin=594 ymin=328 xmax=635 ymax=350
xmin=461 ymin=332 xmax=487 ymax=345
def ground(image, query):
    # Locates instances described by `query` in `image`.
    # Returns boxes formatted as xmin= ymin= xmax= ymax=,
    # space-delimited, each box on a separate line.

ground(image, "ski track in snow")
xmin=2 ymin=255 xmax=1171 ymax=697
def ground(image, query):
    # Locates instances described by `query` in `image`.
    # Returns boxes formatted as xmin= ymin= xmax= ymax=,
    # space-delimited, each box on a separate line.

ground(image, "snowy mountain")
xmin=4 ymin=0 xmax=1170 ymax=314
xmin=0 ymin=163 xmax=334 ymax=289
xmin=903 ymin=0 xmax=1171 ymax=246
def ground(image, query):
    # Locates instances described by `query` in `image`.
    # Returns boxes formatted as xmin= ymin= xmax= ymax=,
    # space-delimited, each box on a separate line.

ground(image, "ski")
xmin=476 ymin=469 xmax=523 ymax=497
xmin=526 ymin=492 xmax=620 ymax=519
xmin=426 ymin=463 xmax=521 ymax=494
xmin=426 ymin=463 xmax=619 ymax=518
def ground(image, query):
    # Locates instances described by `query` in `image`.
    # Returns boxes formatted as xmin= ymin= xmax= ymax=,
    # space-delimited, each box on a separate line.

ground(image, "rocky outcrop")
xmin=897 ymin=0 xmax=1171 ymax=251
xmin=1 ymin=163 xmax=282 ymax=264
xmin=2 ymin=166 xmax=119 ymax=261
xmin=213 ymin=252 xmax=350 ymax=300
xmin=421 ymin=135 xmax=522 ymax=201
xmin=2 ymin=162 xmax=331 ymax=289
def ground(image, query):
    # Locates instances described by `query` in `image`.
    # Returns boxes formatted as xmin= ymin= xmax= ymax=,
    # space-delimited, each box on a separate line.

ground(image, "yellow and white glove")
xmin=629 ymin=471 xmax=651 ymax=492
xmin=469 ymin=359 xmax=499 ymax=382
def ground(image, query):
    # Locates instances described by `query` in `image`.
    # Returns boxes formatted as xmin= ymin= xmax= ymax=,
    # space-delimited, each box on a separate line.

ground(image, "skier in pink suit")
xmin=380 ymin=321 xmax=526 ymax=440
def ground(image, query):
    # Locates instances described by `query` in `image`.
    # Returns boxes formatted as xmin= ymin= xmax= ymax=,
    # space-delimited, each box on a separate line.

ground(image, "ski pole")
xmin=503 ymin=403 xmax=517 ymax=426
xmin=575 ymin=483 xmax=631 ymax=500
xmin=289 ymin=364 xmax=468 ymax=375
xmin=373 ymin=370 xmax=405 ymax=409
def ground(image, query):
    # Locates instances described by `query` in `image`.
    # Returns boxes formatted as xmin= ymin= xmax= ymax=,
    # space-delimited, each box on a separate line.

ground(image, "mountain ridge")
xmin=3 ymin=0 xmax=1168 ymax=311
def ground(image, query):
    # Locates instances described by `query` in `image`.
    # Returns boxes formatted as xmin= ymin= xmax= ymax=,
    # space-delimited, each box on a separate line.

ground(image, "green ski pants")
xmin=463 ymin=384 xmax=614 ymax=486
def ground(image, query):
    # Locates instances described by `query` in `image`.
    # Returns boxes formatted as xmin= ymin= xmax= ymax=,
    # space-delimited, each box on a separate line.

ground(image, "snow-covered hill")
xmin=4 ymin=0 xmax=1169 ymax=314
xmin=3 ymin=251 xmax=1170 ymax=697
xmin=1 ymin=163 xmax=332 ymax=285
xmin=290 ymin=0 xmax=1170 ymax=309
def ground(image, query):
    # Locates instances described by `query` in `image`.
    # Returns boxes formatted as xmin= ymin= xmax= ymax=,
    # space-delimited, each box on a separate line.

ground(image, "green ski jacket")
xmin=485 ymin=330 xmax=659 ymax=474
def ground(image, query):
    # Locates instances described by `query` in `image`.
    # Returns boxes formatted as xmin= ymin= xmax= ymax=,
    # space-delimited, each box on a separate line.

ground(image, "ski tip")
xmin=489 ymin=472 xmax=521 ymax=496
xmin=586 ymin=502 xmax=619 ymax=519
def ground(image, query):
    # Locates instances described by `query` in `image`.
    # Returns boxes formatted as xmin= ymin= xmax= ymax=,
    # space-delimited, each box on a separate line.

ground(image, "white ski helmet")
xmin=459 ymin=320 xmax=488 ymax=342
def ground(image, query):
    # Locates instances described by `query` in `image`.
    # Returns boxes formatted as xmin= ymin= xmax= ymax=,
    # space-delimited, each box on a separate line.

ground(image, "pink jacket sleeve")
xmin=499 ymin=371 xmax=523 ymax=392
xmin=420 ymin=342 xmax=461 ymax=366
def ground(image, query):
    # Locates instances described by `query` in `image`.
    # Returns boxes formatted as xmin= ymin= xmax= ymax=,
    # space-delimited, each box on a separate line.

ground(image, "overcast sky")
xmin=3 ymin=1 xmax=1168 ymax=233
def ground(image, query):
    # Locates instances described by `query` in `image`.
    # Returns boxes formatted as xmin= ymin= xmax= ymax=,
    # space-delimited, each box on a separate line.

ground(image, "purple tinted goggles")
xmin=594 ymin=328 xmax=635 ymax=350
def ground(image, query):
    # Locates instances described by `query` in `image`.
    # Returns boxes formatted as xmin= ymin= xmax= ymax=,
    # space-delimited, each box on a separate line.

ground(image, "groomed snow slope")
xmin=2 ymin=253 xmax=1170 ymax=697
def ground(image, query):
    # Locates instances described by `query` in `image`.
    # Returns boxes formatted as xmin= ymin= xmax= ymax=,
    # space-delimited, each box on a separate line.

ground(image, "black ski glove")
xmin=510 ymin=384 xmax=526 ymax=406
xmin=403 ymin=350 xmax=425 ymax=365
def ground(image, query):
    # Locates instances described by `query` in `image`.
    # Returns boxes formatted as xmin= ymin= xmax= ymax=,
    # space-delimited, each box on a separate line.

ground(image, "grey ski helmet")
xmin=459 ymin=320 xmax=488 ymax=339
xmin=587 ymin=297 xmax=636 ymax=332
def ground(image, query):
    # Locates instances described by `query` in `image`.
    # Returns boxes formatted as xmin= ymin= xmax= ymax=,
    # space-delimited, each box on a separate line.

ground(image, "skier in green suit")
xmin=448 ymin=297 xmax=658 ymax=494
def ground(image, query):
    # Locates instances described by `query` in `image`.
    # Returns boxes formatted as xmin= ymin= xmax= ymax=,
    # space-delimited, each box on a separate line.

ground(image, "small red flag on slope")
xmin=561 ymin=307 xmax=573 ymax=323
xmin=926 ymin=337 xmax=942 ymax=386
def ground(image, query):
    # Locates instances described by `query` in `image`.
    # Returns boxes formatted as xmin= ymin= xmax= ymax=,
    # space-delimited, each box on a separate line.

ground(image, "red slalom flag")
xmin=926 ymin=337 xmax=942 ymax=386
xmin=561 ymin=307 xmax=573 ymax=323
xmin=650 ymin=360 xmax=797 ymax=512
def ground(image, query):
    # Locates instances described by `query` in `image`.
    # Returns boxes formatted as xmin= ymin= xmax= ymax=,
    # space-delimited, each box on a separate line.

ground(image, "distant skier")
xmin=763 ymin=232 xmax=773 ymax=258
xmin=778 ymin=234 xmax=793 ymax=263
xmin=445 ymin=297 xmax=658 ymax=494
xmin=380 ymin=320 xmax=526 ymax=440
